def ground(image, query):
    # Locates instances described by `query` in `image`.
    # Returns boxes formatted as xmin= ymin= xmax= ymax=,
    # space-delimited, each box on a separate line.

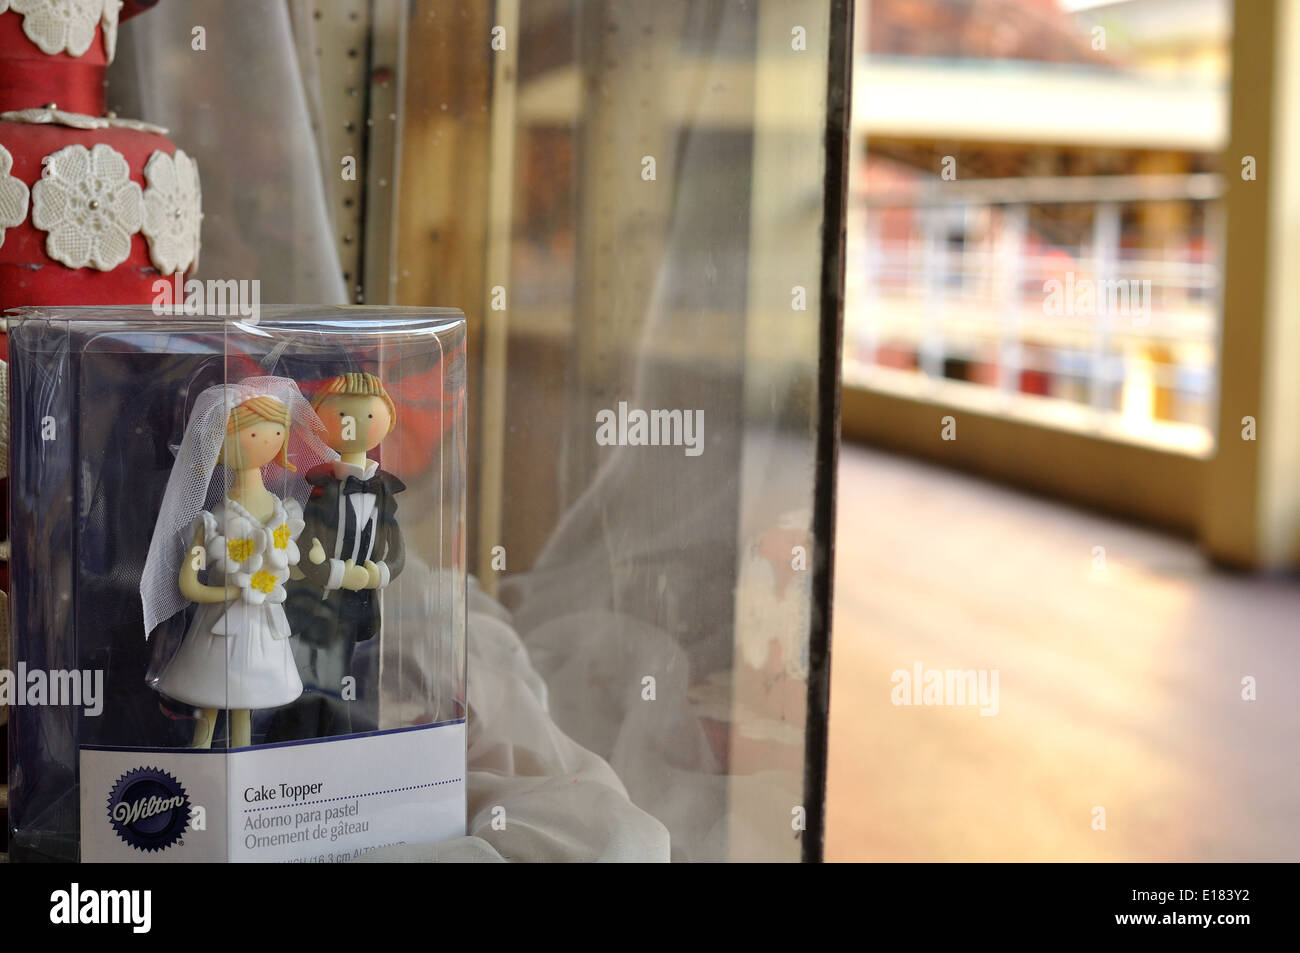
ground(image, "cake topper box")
xmin=6 ymin=306 xmax=467 ymax=862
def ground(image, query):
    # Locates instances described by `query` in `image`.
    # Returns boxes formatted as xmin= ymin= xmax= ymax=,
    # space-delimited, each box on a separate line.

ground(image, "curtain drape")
xmin=108 ymin=0 xmax=347 ymax=305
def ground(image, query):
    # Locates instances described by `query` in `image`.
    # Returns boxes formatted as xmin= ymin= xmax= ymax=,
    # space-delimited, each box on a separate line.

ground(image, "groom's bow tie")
xmin=342 ymin=474 xmax=383 ymax=495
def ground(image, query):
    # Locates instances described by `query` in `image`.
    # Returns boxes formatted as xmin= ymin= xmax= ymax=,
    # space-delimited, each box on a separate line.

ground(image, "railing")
xmin=844 ymin=174 xmax=1224 ymax=453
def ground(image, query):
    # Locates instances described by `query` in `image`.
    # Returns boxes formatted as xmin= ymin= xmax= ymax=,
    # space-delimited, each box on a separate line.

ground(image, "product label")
xmin=79 ymin=722 xmax=466 ymax=862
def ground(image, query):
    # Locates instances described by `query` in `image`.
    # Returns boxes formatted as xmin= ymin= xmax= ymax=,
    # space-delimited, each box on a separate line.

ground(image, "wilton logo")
xmin=107 ymin=767 xmax=192 ymax=853
xmin=114 ymin=793 xmax=186 ymax=826
xmin=152 ymin=273 xmax=261 ymax=324
xmin=50 ymin=884 xmax=151 ymax=934
xmin=891 ymin=663 xmax=1000 ymax=716
xmin=595 ymin=401 xmax=703 ymax=457
xmin=0 ymin=664 xmax=103 ymax=716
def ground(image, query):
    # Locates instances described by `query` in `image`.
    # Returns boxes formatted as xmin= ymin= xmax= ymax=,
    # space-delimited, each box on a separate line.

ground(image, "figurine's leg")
xmin=231 ymin=709 xmax=252 ymax=748
xmin=192 ymin=708 xmax=218 ymax=748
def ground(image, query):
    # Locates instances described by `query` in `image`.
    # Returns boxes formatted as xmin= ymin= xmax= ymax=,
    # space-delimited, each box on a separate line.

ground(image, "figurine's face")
xmin=225 ymin=418 xmax=286 ymax=470
xmin=317 ymin=394 xmax=392 ymax=454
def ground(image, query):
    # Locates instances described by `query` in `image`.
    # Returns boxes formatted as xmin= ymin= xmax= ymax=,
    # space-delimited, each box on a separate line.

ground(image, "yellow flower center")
xmin=227 ymin=537 xmax=255 ymax=563
xmin=250 ymin=570 xmax=278 ymax=594
xmin=273 ymin=523 xmax=291 ymax=549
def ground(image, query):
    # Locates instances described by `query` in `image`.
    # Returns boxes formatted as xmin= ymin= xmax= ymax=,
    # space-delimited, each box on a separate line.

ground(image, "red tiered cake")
xmin=0 ymin=0 xmax=201 ymax=668
xmin=0 ymin=0 xmax=201 ymax=351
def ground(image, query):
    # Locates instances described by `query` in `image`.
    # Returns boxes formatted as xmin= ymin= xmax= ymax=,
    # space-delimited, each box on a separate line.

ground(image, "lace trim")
xmin=1 ymin=106 xmax=168 ymax=136
xmin=0 ymin=142 xmax=32 ymax=251
xmin=30 ymin=142 xmax=142 ymax=270
xmin=142 ymin=148 xmax=202 ymax=274
xmin=8 ymin=0 xmax=104 ymax=58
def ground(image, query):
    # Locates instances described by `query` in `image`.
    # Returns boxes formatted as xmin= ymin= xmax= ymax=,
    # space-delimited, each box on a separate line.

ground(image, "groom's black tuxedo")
xmin=266 ymin=459 xmax=405 ymax=741
xmin=294 ymin=459 xmax=406 ymax=644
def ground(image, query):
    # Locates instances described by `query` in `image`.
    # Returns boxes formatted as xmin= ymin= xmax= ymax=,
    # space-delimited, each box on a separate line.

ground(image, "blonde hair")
xmin=220 ymin=395 xmax=295 ymax=471
xmin=312 ymin=372 xmax=397 ymax=434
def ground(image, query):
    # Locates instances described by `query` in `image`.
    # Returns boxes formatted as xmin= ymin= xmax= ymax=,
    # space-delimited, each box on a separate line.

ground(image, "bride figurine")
xmin=141 ymin=377 xmax=337 ymax=748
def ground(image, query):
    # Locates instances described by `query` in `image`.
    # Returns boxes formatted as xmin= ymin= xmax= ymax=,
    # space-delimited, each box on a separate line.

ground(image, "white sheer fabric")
xmin=357 ymin=578 xmax=671 ymax=863
xmin=493 ymin=2 xmax=819 ymax=863
xmin=107 ymin=0 xmax=346 ymax=304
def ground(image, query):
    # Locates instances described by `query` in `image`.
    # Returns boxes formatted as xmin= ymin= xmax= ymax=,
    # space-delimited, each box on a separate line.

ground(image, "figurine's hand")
xmin=308 ymin=538 xmax=327 ymax=565
xmin=363 ymin=560 xmax=382 ymax=589
xmin=341 ymin=559 xmax=370 ymax=591
xmin=189 ymin=582 xmax=241 ymax=604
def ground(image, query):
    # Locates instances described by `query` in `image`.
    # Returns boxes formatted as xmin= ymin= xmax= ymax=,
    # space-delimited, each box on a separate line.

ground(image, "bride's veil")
xmin=139 ymin=376 xmax=336 ymax=638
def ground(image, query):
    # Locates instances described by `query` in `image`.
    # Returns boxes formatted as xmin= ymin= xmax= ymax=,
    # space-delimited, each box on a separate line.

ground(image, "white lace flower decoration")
xmin=10 ymin=0 xmax=102 ymax=57
xmin=0 ymin=144 xmax=31 ymax=251
xmin=0 ymin=106 xmax=105 ymax=130
xmin=105 ymin=115 xmax=168 ymax=135
xmin=31 ymin=142 xmax=142 ymax=270
xmin=0 ymin=107 xmax=167 ymax=136
xmin=101 ymin=0 xmax=121 ymax=62
xmin=142 ymin=149 xmax=202 ymax=274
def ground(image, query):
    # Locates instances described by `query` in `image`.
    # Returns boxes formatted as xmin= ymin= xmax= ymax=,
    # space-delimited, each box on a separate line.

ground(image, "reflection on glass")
xmin=486 ymin=0 xmax=833 ymax=861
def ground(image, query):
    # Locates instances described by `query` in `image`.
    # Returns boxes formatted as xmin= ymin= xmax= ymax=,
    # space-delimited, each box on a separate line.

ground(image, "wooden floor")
xmin=825 ymin=444 xmax=1300 ymax=861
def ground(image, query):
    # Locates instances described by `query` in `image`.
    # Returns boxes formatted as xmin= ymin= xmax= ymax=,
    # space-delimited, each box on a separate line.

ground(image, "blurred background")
xmin=830 ymin=0 xmax=1300 ymax=861
xmin=846 ymin=0 xmax=1225 ymax=449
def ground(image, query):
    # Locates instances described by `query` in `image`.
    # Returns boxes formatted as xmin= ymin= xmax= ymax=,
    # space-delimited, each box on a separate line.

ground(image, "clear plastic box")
xmin=6 ymin=305 xmax=466 ymax=862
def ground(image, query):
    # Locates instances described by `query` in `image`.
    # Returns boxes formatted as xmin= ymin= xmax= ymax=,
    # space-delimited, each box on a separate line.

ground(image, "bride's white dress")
xmin=156 ymin=495 xmax=307 ymax=710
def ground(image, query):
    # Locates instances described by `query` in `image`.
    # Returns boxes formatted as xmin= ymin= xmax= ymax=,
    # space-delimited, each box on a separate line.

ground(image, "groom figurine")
xmin=267 ymin=372 xmax=405 ymax=740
